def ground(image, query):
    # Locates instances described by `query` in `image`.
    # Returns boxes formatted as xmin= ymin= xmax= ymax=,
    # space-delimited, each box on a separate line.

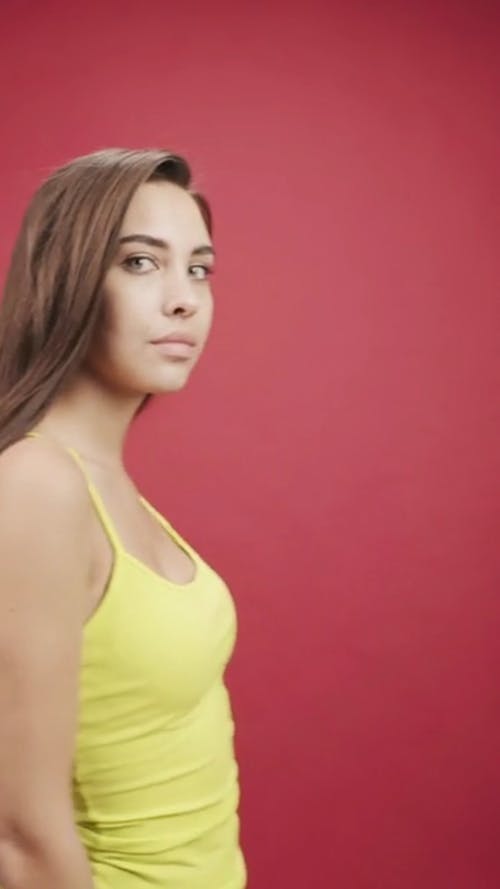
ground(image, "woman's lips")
xmin=152 ymin=340 xmax=196 ymax=358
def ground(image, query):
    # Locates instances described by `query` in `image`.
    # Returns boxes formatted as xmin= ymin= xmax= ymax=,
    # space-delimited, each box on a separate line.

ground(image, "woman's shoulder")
xmin=0 ymin=435 xmax=96 ymax=619
xmin=0 ymin=434 xmax=93 ymax=532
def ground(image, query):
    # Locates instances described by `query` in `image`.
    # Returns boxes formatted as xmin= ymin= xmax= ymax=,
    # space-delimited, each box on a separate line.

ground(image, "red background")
xmin=1 ymin=2 xmax=499 ymax=887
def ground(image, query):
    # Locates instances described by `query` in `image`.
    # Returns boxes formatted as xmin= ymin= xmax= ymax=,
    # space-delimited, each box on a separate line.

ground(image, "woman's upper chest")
xmin=87 ymin=472 xmax=197 ymax=613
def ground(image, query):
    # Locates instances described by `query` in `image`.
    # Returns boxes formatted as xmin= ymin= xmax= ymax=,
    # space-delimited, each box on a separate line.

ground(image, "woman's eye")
xmin=190 ymin=264 xmax=214 ymax=280
xmin=123 ymin=255 xmax=157 ymax=273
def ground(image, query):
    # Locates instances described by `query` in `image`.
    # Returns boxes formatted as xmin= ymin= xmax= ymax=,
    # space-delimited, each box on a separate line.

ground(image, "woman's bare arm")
xmin=0 ymin=440 xmax=96 ymax=889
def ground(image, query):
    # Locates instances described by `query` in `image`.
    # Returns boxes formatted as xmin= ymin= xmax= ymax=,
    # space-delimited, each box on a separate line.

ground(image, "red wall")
xmin=1 ymin=2 xmax=499 ymax=886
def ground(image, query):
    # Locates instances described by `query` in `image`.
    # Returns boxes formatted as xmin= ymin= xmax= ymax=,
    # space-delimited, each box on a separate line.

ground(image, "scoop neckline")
xmin=83 ymin=545 xmax=202 ymax=631
xmin=91 ymin=486 xmax=201 ymax=590
xmin=120 ymin=548 xmax=200 ymax=590
xmin=135 ymin=494 xmax=200 ymax=588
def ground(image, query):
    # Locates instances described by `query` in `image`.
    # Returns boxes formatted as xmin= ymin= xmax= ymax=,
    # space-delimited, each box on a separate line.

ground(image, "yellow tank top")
xmin=24 ymin=432 xmax=247 ymax=889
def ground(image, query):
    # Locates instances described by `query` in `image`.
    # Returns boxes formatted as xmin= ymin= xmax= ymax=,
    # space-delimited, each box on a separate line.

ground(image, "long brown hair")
xmin=0 ymin=147 xmax=213 ymax=454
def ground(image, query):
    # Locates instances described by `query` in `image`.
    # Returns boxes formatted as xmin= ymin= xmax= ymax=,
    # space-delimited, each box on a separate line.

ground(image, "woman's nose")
xmin=161 ymin=272 xmax=198 ymax=316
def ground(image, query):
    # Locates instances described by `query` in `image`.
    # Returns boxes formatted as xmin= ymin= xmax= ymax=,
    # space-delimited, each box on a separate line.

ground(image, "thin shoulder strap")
xmin=24 ymin=431 xmax=123 ymax=554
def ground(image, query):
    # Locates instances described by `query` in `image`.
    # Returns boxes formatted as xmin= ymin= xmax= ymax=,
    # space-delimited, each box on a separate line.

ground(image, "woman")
xmin=0 ymin=148 xmax=246 ymax=889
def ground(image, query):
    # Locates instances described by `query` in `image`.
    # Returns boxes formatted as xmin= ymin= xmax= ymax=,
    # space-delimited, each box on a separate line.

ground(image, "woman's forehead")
xmin=120 ymin=182 xmax=210 ymax=246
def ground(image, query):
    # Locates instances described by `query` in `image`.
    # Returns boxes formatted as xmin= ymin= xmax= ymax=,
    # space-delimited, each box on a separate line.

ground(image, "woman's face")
xmin=85 ymin=180 xmax=215 ymax=397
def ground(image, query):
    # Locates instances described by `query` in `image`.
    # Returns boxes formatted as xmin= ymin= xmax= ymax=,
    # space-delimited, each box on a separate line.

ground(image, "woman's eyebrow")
xmin=118 ymin=233 xmax=216 ymax=257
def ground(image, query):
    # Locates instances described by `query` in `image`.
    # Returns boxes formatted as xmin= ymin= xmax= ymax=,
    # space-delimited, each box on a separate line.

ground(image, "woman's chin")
xmin=147 ymin=372 xmax=192 ymax=394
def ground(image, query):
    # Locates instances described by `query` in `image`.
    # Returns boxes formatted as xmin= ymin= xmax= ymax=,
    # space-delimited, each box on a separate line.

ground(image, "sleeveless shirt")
xmin=21 ymin=431 xmax=247 ymax=889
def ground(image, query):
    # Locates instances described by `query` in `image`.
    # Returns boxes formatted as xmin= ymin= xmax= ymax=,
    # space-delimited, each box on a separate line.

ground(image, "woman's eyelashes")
xmin=122 ymin=255 xmax=158 ymax=273
xmin=122 ymin=255 xmax=214 ymax=279
xmin=190 ymin=264 xmax=215 ymax=280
